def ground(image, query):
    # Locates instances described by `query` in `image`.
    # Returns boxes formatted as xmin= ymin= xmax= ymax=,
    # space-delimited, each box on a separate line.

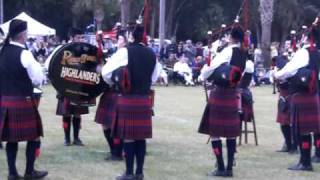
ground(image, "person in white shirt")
xmin=173 ymin=55 xmax=194 ymax=86
xmin=274 ymin=27 xmax=320 ymax=171
xmin=0 ymin=19 xmax=47 ymax=179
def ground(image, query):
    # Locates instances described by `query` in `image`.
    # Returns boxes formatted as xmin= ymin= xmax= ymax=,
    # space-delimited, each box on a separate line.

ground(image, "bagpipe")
xmin=204 ymin=0 xmax=250 ymax=90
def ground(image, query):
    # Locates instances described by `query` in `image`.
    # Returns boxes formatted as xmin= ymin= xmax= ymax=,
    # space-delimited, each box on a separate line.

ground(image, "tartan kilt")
xmin=276 ymin=89 xmax=290 ymax=125
xmin=112 ymin=94 xmax=153 ymax=140
xmin=0 ymin=96 xmax=43 ymax=142
xmin=240 ymin=89 xmax=254 ymax=122
xmin=56 ymin=97 xmax=89 ymax=116
xmin=290 ymin=93 xmax=320 ymax=134
xmin=95 ymin=91 xmax=118 ymax=129
xmin=198 ymin=87 xmax=241 ymax=138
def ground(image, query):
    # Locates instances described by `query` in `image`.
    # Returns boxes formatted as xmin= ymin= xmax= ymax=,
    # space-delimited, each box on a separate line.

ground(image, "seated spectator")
xmin=191 ymin=56 xmax=205 ymax=84
xmin=160 ymin=41 xmax=169 ymax=62
xmin=172 ymin=56 xmax=194 ymax=86
xmin=156 ymin=62 xmax=169 ymax=86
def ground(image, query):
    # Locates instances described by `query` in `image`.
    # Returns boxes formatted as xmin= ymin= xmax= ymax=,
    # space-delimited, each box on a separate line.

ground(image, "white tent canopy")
xmin=0 ymin=12 xmax=56 ymax=36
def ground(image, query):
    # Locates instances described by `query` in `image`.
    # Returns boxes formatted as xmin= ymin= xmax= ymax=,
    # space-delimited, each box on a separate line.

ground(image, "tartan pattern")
xmin=95 ymin=91 xmax=118 ymax=129
xmin=198 ymin=87 xmax=241 ymax=138
xmin=290 ymin=93 xmax=320 ymax=134
xmin=0 ymin=96 xmax=43 ymax=142
xmin=276 ymin=89 xmax=290 ymax=125
xmin=240 ymin=89 xmax=254 ymax=122
xmin=112 ymin=94 xmax=153 ymax=140
xmin=56 ymin=97 xmax=89 ymax=116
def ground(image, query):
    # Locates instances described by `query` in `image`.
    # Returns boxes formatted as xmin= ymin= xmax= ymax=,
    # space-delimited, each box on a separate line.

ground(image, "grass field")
xmin=1 ymin=85 xmax=320 ymax=180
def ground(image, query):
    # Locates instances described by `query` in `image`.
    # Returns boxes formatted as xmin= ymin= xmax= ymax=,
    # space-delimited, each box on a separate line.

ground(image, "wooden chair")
xmin=239 ymin=113 xmax=258 ymax=146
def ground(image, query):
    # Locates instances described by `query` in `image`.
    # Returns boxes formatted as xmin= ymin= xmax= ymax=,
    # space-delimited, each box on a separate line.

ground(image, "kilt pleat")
xmin=95 ymin=91 xmax=117 ymax=129
xmin=290 ymin=93 xmax=320 ymax=134
xmin=112 ymin=94 xmax=153 ymax=140
xmin=56 ymin=97 xmax=89 ymax=116
xmin=198 ymin=87 xmax=241 ymax=138
xmin=276 ymin=89 xmax=290 ymax=125
xmin=0 ymin=96 xmax=43 ymax=142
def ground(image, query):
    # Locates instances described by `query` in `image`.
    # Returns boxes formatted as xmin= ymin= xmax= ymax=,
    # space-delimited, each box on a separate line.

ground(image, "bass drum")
xmin=48 ymin=42 xmax=107 ymax=106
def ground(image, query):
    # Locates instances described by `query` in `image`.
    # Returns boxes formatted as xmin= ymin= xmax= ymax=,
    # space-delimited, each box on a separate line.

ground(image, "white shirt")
xmin=101 ymin=47 xmax=160 ymax=86
xmin=244 ymin=60 xmax=254 ymax=74
xmin=274 ymin=45 xmax=310 ymax=80
xmin=173 ymin=61 xmax=192 ymax=74
xmin=200 ymin=43 xmax=241 ymax=80
xmin=10 ymin=41 xmax=45 ymax=86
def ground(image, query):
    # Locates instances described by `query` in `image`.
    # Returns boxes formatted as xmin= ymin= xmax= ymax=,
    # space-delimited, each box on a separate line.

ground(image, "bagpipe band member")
xmin=0 ymin=19 xmax=48 ymax=179
xmin=46 ymin=27 xmax=89 ymax=147
xmin=95 ymin=31 xmax=128 ymax=161
xmin=198 ymin=27 xmax=246 ymax=177
xmin=238 ymin=58 xmax=254 ymax=122
xmin=273 ymin=55 xmax=298 ymax=153
xmin=101 ymin=24 xmax=159 ymax=180
xmin=274 ymin=27 xmax=320 ymax=171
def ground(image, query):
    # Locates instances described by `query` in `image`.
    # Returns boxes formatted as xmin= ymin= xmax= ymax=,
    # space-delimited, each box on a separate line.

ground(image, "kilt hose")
xmin=290 ymin=93 xmax=320 ymax=135
xmin=0 ymin=96 xmax=43 ymax=142
xmin=277 ymin=89 xmax=290 ymax=125
xmin=112 ymin=94 xmax=153 ymax=140
xmin=56 ymin=97 xmax=89 ymax=116
xmin=95 ymin=91 xmax=118 ymax=129
xmin=240 ymin=88 xmax=254 ymax=122
xmin=198 ymin=86 xmax=241 ymax=138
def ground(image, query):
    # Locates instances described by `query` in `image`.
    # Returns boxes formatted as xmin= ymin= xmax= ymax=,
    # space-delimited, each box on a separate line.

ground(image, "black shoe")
xmin=276 ymin=144 xmax=289 ymax=153
xmin=115 ymin=173 xmax=135 ymax=180
xmin=207 ymin=169 xmax=225 ymax=177
xmin=73 ymin=139 xmax=84 ymax=146
xmin=24 ymin=170 xmax=48 ymax=179
xmin=64 ymin=139 xmax=71 ymax=146
xmin=105 ymin=154 xmax=123 ymax=161
xmin=7 ymin=174 xmax=23 ymax=180
xmin=288 ymin=163 xmax=313 ymax=171
xmin=224 ymin=170 xmax=233 ymax=177
xmin=289 ymin=148 xmax=299 ymax=155
xmin=311 ymin=155 xmax=320 ymax=163
xmin=135 ymin=174 xmax=144 ymax=180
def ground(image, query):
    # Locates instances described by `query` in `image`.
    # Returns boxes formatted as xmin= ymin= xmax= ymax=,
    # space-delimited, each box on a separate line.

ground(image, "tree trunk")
xmin=150 ymin=0 xmax=158 ymax=38
xmin=120 ymin=0 xmax=131 ymax=26
xmin=259 ymin=0 xmax=274 ymax=67
xmin=165 ymin=0 xmax=175 ymax=38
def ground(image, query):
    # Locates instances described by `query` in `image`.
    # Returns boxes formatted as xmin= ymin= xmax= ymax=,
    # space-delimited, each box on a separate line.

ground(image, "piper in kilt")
xmin=95 ymin=33 xmax=128 ymax=161
xmin=0 ymin=19 xmax=48 ymax=179
xmin=274 ymin=27 xmax=320 ymax=171
xmin=198 ymin=27 xmax=246 ymax=177
xmin=274 ymin=55 xmax=298 ymax=153
xmin=46 ymin=27 xmax=89 ymax=146
xmin=102 ymin=24 xmax=159 ymax=180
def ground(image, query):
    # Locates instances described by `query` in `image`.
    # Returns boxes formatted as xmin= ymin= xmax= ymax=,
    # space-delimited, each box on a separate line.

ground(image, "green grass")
xmin=1 ymin=85 xmax=320 ymax=180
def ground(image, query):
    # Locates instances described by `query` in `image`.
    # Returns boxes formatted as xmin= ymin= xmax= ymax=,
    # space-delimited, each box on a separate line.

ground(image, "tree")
xmin=259 ymin=0 xmax=274 ymax=67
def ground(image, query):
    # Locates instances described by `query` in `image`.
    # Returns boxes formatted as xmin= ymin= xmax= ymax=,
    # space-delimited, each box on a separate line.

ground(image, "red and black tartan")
xmin=276 ymin=89 xmax=290 ymax=125
xmin=56 ymin=97 xmax=89 ymax=116
xmin=95 ymin=91 xmax=118 ymax=129
xmin=240 ymin=89 xmax=254 ymax=122
xmin=112 ymin=94 xmax=153 ymax=140
xmin=198 ymin=87 xmax=241 ymax=138
xmin=290 ymin=93 xmax=320 ymax=134
xmin=0 ymin=96 xmax=43 ymax=142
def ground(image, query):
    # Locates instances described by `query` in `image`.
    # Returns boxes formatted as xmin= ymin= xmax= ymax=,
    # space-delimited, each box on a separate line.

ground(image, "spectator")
xmin=184 ymin=39 xmax=196 ymax=65
xmin=160 ymin=41 xmax=169 ymax=62
xmin=176 ymin=42 xmax=184 ymax=58
xmin=172 ymin=55 xmax=194 ymax=86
